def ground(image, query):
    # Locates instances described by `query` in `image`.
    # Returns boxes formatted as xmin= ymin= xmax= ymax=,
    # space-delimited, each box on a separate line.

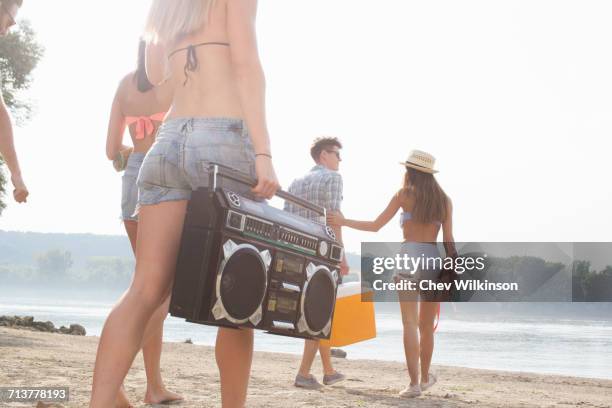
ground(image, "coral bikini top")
xmin=125 ymin=112 xmax=166 ymax=140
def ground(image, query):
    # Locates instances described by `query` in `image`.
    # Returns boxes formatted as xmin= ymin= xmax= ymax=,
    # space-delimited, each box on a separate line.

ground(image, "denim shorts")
xmin=136 ymin=117 xmax=257 ymax=212
xmin=121 ymin=152 xmax=146 ymax=222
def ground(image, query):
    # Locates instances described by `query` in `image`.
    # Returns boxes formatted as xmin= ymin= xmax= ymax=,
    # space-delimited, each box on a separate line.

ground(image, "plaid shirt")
xmin=284 ymin=165 xmax=343 ymax=224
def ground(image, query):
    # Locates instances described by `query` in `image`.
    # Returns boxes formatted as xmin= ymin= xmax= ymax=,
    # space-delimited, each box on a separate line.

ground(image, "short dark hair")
xmin=310 ymin=136 xmax=342 ymax=162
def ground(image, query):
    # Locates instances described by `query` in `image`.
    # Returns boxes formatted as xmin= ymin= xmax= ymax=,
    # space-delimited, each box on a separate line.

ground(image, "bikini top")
xmin=168 ymin=42 xmax=230 ymax=85
xmin=125 ymin=112 xmax=166 ymax=140
xmin=400 ymin=211 xmax=442 ymax=227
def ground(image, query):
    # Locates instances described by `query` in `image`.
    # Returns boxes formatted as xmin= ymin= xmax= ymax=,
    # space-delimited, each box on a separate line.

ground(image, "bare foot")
xmin=115 ymin=386 xmax=133 ymax=408
xmin=144 ymin=387 xmax=184 ymax=405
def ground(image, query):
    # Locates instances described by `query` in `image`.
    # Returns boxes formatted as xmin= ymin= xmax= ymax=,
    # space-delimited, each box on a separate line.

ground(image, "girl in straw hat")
xmin=327 ymin=149 xmax=455 ymax=398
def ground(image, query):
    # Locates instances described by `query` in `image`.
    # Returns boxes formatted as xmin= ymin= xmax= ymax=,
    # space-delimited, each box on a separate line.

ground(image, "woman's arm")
xmin=227 ymin=0 xmax=279 ymax=198
xmin=145 ymin=41 xmax=170 ymax=87
xmin=0 ymin=92 xmax=28 ymax=203
xmin=0 ymin=95 xmax=21 ymax=177
xmin=329 ymin=193 xmax=401 ymax=232
xmin=105 ymin=84 xmax=127 ymax=161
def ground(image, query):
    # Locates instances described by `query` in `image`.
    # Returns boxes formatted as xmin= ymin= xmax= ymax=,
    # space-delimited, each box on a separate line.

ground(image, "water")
xmin=1 ymin=294 xmax=611 ymax=380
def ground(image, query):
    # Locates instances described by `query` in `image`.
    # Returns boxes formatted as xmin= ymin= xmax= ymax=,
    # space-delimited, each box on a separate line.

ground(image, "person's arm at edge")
xmin=0 ymin=91 xmax=22 ymax=179
xmin=0 ymin=90 xmax=28 ymax=202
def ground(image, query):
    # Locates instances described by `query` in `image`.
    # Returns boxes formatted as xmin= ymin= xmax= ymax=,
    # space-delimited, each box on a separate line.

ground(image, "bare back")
xmin=163 ymin=0 xmax=244 ymax=119
xmin=117 ymin=74 xmax=170 ymax=153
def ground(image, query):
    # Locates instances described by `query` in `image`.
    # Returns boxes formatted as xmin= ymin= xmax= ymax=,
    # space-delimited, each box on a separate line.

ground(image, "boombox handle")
xmin=207 ymin=163 xmax=327 ymax=220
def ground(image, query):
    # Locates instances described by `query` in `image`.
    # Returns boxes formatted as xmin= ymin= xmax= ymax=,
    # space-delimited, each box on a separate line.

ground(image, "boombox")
xmin=170 ymin=164 xmax=344 ymax=340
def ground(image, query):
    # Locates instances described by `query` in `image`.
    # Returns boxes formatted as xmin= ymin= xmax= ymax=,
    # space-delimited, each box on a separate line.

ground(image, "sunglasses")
xmin=1 ymin=3 xmax=17 ymax=27
xmin=325 ymin=149 xmax=341 ymax=160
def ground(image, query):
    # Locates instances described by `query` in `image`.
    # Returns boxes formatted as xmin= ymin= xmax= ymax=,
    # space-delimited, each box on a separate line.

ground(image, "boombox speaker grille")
xmin=214 ymin=240 xmax=271 ymax=324
xmin=303 ymin=269 xmax=336 ymax=333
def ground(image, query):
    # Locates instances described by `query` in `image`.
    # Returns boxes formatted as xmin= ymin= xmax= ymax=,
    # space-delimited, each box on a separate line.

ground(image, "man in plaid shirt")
xmin=285 ymin=136 xmax=349 ymax=389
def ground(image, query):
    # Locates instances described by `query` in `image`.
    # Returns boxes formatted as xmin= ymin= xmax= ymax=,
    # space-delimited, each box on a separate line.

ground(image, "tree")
xmin=0 ymin=20 xmax=44 ymax=213
xmin=0 ymin=20 xmax=44 ymax=120
xmin=85 ymin=256 xmax=134 ymax=288
xmin=36 ymin=249 xmax=73 ymax=281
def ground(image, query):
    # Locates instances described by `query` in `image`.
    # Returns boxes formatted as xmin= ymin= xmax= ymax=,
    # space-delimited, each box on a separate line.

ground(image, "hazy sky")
xmin=1 ymin=0 xmax=611 ymax=253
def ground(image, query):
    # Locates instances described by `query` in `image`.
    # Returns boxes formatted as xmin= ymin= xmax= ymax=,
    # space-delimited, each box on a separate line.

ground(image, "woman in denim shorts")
xmin=105 ymin=40 xmax=178 ymax=407
xmin=92 ymin=1 xmax=280 ymax=407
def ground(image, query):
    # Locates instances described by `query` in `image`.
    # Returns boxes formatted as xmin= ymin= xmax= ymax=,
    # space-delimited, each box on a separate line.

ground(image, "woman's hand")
xmin=11 ymin=173 xmax=28 ymax=203
xmin=327 ymin=211 xmax=345 ymax=227
xmin=252 ymin=156 xmax=280 ymax=199
xmin=112 ymin=147 xmax=133 ymax=172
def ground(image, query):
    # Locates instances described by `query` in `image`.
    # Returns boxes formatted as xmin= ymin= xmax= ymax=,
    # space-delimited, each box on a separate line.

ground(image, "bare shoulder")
xmin=114 ymin=73 xmax=135 ymax=103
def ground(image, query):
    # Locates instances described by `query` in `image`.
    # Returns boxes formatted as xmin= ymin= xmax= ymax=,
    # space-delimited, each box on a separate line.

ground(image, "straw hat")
xmin=399 ymin=150 xmax=438 ymax=174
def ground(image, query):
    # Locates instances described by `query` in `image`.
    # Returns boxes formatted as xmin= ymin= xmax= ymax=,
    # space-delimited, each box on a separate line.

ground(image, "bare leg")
xmin=124 ymin=221 xmax=183 ymax=405
xmin=124 ymin=220 xmax=138 ymax=253
xmin=216 ymin=327 xmax=254 ymax=408
xmin=142 ymin=295 xmax=183 ymax=404
xmin=419 ymin=302 xmax=438 ymax=384
xmin=113 ymin=221 xmax=139 ymax=408
xmin=318 ymin=344 xmax=336 ymax=376
xmin=90 ymin=201 xmax=188 ymax=407
xmin=297 ymin=339 xmax=320 ymax=377
xmin=114 ymin=385 xmax=132 ymax=408
xmin=399 ymin=298 xmax=420 ymax=386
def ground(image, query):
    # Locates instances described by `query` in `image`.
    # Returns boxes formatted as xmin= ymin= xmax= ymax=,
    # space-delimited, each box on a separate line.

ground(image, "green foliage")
xmin=0 ymin=264 xmax=37 ymax=283
xmin=84 ymin=256 xmax=134 ymax=287
xmin=0 ymin=20 xmax=44 ymax=120
xmin=572 ymin=261 xmax=612 ymax=301
xmin=35 ymin=249 xmax=74 ymax=281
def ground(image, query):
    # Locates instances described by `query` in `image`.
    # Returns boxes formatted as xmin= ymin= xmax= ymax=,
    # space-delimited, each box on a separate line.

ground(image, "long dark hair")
xmin=402 ymin=167 xmax=448 ymax=223
xmin=134 ymin=39 xmax=154 ymax=93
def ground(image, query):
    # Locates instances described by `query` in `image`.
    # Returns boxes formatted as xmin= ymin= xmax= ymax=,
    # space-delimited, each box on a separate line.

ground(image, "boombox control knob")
xmin=318 ymin=241 xmax=329 ymax=257
xmin=325 ymin=226 xmax=336 ymax=240
xmin=227 ymin=192 xmax=241 ymax=207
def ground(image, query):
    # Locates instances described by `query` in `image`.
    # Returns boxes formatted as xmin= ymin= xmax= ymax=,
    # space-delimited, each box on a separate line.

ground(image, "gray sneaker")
xmin=323 ymin=371 xmax=346 ymax=386
xmin=294 ymin=374 xmax=323 ymax=390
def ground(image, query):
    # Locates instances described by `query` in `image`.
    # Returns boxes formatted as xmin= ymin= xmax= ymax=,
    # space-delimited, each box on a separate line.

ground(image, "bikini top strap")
xmin=168 ymin=42 xmax=230 ymax=86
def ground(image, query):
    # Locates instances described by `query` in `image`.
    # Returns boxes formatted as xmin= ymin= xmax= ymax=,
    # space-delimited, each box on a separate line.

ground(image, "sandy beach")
xmin=1 ymin=327 xmax=611 ymax=408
